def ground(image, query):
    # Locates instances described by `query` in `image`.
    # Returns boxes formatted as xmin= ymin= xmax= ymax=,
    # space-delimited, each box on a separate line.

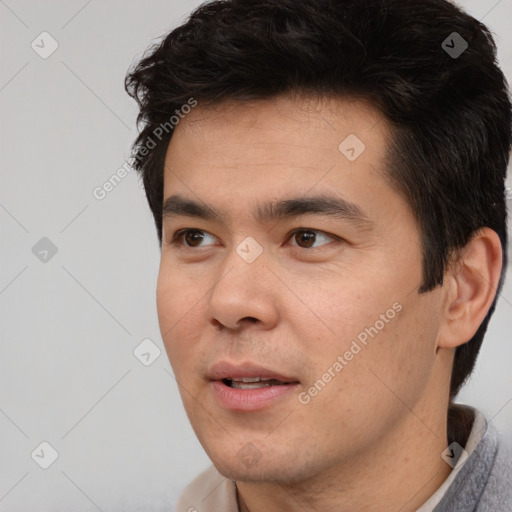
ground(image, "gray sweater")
xmin=429 ymin=406 xmax=512 ymax=511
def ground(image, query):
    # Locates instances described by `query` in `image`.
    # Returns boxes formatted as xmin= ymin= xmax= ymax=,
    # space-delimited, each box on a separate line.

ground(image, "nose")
xmin=207 ymin=241 xmax=280 ymax=332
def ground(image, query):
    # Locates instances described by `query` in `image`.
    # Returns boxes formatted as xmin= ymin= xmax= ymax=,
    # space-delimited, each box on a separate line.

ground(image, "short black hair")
xmin=125 ymin=0 xmax=512 ymax=399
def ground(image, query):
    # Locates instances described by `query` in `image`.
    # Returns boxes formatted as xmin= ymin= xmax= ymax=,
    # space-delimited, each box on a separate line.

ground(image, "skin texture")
xmin=156 ymin=94 xmax=502 ymax=512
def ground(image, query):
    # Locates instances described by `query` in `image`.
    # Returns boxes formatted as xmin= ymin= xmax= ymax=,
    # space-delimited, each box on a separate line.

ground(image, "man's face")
xmin=157 ymin=95 xmax=445 ymax=483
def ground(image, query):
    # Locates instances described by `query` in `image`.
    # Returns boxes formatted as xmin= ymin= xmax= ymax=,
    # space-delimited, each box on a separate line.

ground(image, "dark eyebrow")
xmin=162 ymin=193 xmax=373 ymax=229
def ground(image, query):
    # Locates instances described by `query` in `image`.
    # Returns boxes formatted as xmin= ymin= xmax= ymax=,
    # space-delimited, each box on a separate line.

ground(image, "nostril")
xmin=242 ymin=317 xmax=259 ymax=323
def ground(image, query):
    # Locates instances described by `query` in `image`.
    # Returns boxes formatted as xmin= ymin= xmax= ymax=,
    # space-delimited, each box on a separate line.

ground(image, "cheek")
xmin=156 ymin=271 xmax=178 ymax=339
xmin=303 ymin=275 xmax=398 ymax=350
xmin=156 ymin=266 xmax=204 ymax=373
xmin=352 ymin=293 xmax=440 ymax=407
xmin=156 ymin=260 xmax=203 ymax=327
xmin=392 ymin=295 xmax=441 ymax=379
xmin=303 ymin=277 xmax=436 ymax=400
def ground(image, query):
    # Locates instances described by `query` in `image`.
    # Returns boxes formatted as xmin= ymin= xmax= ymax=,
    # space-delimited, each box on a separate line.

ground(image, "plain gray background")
xmin=1 ymin=1 xmax=511 ymax=510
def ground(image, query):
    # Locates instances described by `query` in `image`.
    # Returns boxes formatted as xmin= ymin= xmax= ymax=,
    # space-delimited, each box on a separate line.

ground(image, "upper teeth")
xmin=232 ymin=377 xmax=269 ymax=383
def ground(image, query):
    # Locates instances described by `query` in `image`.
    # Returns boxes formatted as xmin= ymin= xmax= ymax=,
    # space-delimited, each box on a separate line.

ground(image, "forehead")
xmin=165 ymin=94 xmax=389 ymax=173
xmin=168 ymin=94 xmax=386 ymax=153
xmin=161 ymin=94 xmax=398 ymax=225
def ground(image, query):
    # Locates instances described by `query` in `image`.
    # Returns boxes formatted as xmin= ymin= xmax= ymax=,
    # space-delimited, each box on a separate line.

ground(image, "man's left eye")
xmin=288 ymin=229 xmax=337 ymax=249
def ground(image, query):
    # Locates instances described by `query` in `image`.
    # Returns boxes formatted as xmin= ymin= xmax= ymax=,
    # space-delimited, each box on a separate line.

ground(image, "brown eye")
xmin=183 ymin=230 xmax=204 ymax=247
xmin=290 ymin=229 xmax=336 ymax=249
xmin=294 ymin=230 xmax=316 ymax=248
xmin=172 ymin=229 xmax=215 ymax=248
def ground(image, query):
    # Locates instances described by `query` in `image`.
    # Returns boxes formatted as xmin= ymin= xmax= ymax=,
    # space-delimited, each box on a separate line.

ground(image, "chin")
xmin=208 ymin=449 xmax=316 ymax=485
xmin=214 ymin=462 xmax=292 ymax=484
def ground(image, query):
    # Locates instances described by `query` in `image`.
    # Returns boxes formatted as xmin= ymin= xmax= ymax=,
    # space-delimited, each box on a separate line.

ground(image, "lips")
xmin=207 ymin=361 xmax=301 ymax=411
xmin=208 ymin=361 xmax=300 ymax=384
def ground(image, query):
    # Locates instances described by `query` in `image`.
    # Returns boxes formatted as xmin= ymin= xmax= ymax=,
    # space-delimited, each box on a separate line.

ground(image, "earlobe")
xmin=437 ymin=228 xmax=502 ymax=350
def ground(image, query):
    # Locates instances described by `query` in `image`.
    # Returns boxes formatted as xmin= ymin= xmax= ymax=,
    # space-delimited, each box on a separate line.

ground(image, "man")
xmin=125 ymin=0 xmax=512 ymax=510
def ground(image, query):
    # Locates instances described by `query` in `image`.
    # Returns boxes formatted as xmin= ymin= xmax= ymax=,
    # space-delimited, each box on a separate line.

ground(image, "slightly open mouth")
xmin=222 ymin=378 xmax=297 ymax=390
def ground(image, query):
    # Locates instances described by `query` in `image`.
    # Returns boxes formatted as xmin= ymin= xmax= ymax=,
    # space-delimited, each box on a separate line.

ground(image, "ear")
xmin=437 ymin=227 xmax=503 ymax=350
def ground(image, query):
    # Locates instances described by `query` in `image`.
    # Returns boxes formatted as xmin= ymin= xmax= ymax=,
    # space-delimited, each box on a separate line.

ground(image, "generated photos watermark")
xmin=92 ymin=97 xmax=198 ymax=201
xmin=298 ymin=301 xmax=403 ymax=404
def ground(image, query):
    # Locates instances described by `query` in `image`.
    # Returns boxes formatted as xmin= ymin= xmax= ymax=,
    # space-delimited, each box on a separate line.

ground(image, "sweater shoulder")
xmin=478 ymin=436 xmax=512 ymax=511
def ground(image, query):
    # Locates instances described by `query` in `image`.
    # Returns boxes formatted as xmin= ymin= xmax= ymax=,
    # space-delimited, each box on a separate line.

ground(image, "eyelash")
xmin=169 ymin=228 xmax=339 ymax=250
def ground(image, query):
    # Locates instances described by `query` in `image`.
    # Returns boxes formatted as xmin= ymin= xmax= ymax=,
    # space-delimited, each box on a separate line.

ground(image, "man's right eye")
xmin=171 ymin=229 xmax=217 ymax=248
